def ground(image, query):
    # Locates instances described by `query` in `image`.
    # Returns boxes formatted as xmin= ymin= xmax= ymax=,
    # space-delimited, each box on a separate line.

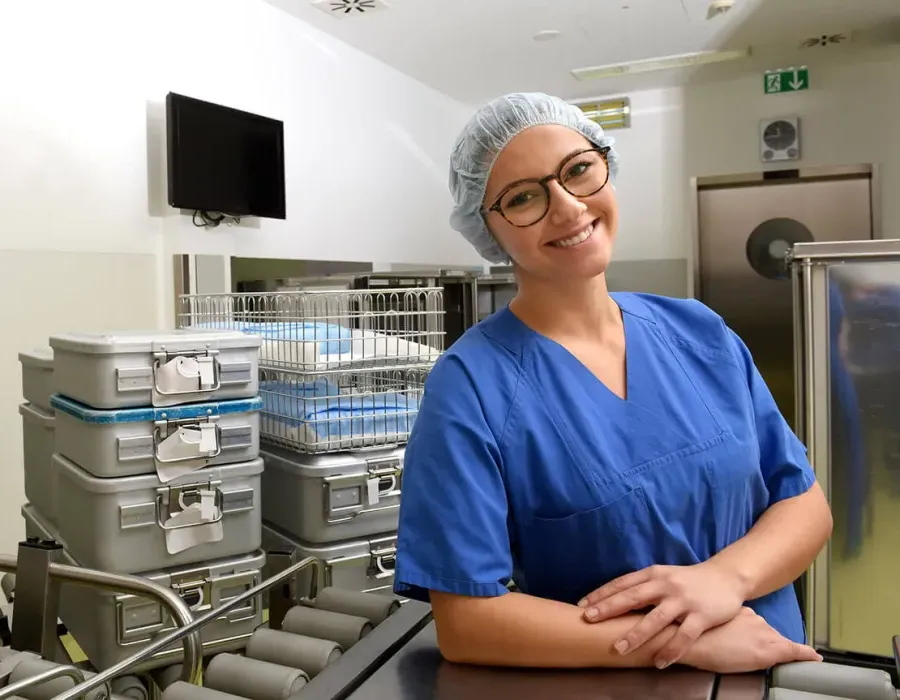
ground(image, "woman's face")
xmin=482 ymin=125 xmax=618 ymax=282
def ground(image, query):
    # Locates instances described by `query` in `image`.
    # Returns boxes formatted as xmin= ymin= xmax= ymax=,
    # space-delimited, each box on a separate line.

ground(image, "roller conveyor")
xmin=1 ymin=539 xmax=899 ymax=700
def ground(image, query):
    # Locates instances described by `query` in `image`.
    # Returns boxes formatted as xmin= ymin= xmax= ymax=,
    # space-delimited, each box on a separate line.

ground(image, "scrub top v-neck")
xmin=394 ymin=292 xmax=815 ymax=643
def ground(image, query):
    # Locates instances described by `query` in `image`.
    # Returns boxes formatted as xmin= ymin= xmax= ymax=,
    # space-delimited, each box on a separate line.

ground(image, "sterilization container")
xmin=49 ymin=330 xmax=261 ymax=409
xmin=22 ymin=503 xmax=263 ymax=672
xmin=261 ymin=446 xmax=402 ymax=543
xmin=55 ymin=453 xmax=263 ymax=573
xmin=18 ymin=348 xmax=54 ymax=412
xmin=51 ymin=394 xmax=262 ymax=480
xmin=262 ymin=522 xmax=396 ymax=596
xmin=19 ymin=402 xmax=57 ymax=526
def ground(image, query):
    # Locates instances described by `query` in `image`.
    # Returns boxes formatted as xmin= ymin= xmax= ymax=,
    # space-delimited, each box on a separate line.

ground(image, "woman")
xmin=393 ymin=93 xmax=832 ymax=673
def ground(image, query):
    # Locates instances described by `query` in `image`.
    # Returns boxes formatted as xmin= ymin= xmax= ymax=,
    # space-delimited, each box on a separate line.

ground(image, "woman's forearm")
xmin=431 ymin=590 xmax=679 ymax=668
xmin=708 ymin=482 xmax=832 ymax=601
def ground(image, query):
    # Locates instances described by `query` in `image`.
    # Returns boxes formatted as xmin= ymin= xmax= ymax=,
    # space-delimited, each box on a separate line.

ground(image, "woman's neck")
xmin=509 ymin=272 xmax=621 ymax=340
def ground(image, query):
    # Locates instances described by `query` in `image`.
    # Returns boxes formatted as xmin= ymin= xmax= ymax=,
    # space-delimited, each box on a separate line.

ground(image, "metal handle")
xmin=152 ymin=356 xmax=221 ymax=397
xmin=324 ymin=502 xmax=400 ymax=525
xmin=154 ymin=423 xmax=222 ymax=464
xmin=0 ymin=554 xmax=202 ymax=687
xmin=53 ymin=556 xmax=323 ymax=700
xmin=155 ymin=488 xmax=224 ymax=530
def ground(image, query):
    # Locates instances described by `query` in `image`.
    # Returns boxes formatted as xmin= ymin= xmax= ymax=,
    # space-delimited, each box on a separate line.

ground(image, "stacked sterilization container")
xmin=19 ymin=330 xmax=271 ymax=671
xmin=178 ymin=287 xmax=444 ymax=596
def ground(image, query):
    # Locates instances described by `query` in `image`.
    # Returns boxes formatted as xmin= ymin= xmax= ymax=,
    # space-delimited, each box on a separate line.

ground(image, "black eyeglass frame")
xmin=482 ymin=146 xmax=612 ymax=228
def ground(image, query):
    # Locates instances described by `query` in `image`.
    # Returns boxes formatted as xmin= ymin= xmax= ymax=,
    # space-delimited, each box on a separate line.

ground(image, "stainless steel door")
xmin=697 ymin=176 xmax=873 ymax=427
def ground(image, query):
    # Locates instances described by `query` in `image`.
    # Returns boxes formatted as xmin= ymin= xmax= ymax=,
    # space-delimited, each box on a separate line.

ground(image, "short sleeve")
xmin=393 ymin=354 xmax=513 ymax=602
xmin=726 ymin=327 xmax=816 ymax=505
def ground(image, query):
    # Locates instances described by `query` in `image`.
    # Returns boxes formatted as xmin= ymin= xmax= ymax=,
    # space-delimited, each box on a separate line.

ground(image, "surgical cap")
xmin=448 ymin=92 xmax=620 ymax=264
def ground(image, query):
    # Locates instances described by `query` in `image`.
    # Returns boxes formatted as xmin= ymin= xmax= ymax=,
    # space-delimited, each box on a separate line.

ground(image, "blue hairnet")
xmin=448 ymin=92 xmax=620 ymax=264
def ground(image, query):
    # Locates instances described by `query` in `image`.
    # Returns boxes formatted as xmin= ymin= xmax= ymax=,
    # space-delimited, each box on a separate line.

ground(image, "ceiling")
xmin=267 ymin=0 xmax=900 ymax=104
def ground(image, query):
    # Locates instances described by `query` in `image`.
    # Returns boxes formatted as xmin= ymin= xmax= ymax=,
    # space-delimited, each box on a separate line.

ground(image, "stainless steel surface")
xmin=697 ymin=173 xmax=873 ymax=428
xmin=792 ymin=247 xmax=900 ymax=658
xmin=55 ymin=556 xmax=323 ymax=700
xmin=0 ymin=554 xmax=201 ymax=686
xmin=696 ymin=163 xmax=874 ymax=188
xmin=345 ymin=622 xmax=724 ymax=700
xmin=0 ymin=663 xmax=87 ymax=700
xmin=10 ymin=540 xmax=64 ymax=659
xmin=793 ymin=258 xmax=834 ymax=649
xmin=791 ymin=239 xmax=900 ymax=261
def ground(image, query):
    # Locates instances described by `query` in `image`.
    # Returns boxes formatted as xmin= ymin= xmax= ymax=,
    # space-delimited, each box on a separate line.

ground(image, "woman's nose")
xmin=547 ymin=180 xmax=588 ymax=225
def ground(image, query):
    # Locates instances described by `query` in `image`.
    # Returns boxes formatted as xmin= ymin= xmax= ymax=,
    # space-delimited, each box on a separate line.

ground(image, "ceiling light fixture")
xmin=572 ymin=47 xmax=750 ymax=81
xmin=572 ymin=97 xmax=631 ymax=130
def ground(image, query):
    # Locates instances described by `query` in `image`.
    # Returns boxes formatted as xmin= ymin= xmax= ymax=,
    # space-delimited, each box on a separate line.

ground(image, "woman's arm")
xmin=708 ymin=482 xmax=832 ymax=601
xmin=432 ymin=591 xmax=680 ymax=668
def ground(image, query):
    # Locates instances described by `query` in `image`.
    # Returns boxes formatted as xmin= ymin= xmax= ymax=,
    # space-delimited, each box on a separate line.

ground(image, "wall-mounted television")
xmin=166 ymin=92 xmax=286 ymax=220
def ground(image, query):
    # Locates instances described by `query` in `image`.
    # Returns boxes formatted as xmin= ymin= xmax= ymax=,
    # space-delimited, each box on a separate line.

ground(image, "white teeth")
xmin=552 ymin=224 xmax=594 ymax=248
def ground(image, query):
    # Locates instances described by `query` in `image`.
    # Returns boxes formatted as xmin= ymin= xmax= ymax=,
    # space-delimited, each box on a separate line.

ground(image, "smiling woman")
xmin=392 ymin=92 xmax=832 ymax=673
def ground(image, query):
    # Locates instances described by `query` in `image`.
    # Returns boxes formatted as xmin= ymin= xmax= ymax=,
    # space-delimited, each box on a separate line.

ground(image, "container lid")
xmin=49 ymin=329 xmax=261 ymax=355
xmin=18 ymin=347 xmax=54 ymax=369
xmin=50 ymin=394 xmax=262 ymax=424
xmin=54 ymin=452 xmax=265 ymax=493
xmin=19 ymin=401 xmax=55 ymax=425
xmin=261 ymin=445 xmax=404 ymax=478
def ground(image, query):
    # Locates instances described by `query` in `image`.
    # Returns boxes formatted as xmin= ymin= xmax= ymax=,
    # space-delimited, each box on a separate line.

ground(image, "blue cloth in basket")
xmin=261 ymin=378 xmax=420 ymax=442
xmin=193 ymin=321 xmax=352 ymax=355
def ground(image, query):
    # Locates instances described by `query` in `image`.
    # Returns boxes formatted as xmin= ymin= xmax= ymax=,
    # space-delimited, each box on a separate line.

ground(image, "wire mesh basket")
xmin=259 ymin=367 xmax=427 ymax=453
xmin=177 ymin=288 xmax=445 ymax=375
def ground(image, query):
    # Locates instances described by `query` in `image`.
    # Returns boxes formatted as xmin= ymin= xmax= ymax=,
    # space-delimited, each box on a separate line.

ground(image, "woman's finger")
xmin=579 ymin=568 xmax=655 ymax=607
xmin=583 ymin=581 xmax=663 ymax=623
xmin=790 ymin=642 xmax=824 ymax=663
xmin=611 ymin=602 xmax=681 ymax=656
xmin=653 ymin=614 xmax=708 ymax=668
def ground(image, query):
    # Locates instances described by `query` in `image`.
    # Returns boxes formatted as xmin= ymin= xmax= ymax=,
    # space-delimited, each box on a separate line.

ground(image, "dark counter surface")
xmin=346 ymin=622 xmax=764 ymax=700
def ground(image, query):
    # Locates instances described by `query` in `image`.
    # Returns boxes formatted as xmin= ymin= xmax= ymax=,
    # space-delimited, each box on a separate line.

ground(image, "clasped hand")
xmin=579 ymin=561 xmax=746 ymax=668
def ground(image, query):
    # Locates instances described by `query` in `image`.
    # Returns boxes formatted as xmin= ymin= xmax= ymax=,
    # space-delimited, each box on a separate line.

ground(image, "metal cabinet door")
xmin=697 ymin=175 xmax=872 ymax=426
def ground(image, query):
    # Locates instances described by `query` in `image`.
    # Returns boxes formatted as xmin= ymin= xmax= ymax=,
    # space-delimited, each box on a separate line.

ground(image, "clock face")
xmin=763 ymin=120 xmax=797 ymax=151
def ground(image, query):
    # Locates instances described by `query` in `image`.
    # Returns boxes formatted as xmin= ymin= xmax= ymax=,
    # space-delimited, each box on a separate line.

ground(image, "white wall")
xmin=0 ymin=0 xmax=479 ymax=553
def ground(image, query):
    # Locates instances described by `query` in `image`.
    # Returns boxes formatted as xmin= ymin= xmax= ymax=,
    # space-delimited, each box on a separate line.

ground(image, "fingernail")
xmin=585 ymin=608 xmax=599 ymax=620
xmin=817 ymin=655 xmax=824 ymax=662
xmin=577 ymin=598 xmax=588 ymax=607
xmin=614 ymin=640 xmax=629 ymax=654
xmin=656 ymin=659 xmax=670 ymax=670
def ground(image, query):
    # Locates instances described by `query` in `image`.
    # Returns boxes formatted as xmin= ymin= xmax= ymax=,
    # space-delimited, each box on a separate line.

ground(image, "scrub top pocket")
xmin=516 ymin=486 xmax=651 ymax=604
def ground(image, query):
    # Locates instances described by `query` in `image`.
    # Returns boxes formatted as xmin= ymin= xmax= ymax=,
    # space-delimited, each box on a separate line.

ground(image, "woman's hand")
xmin=579 ymin=561 xmax=746 ymax=668
xmin=682 ymin=607 xmax=822 ymax=673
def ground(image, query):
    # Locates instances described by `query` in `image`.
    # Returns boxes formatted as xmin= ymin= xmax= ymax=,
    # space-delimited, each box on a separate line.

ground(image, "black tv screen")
xmin=166 ymin=92 xmax=286 ymax=219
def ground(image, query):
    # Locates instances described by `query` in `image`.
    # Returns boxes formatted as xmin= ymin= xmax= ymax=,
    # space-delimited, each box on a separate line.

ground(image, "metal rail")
xmin=0 ymin=663 xmax=96 ymax=700
xmin=53 ymin=556 xmax=323 ymax=700
xmin=0 ymin=554 xmax=202 ymax=686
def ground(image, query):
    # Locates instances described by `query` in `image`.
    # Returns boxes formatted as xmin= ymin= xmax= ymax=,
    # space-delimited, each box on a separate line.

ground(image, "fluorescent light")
xmin=572 ymin=97 xmax=631 ymax=130
xmin=572 ymin=48 xmax=750 ymax=81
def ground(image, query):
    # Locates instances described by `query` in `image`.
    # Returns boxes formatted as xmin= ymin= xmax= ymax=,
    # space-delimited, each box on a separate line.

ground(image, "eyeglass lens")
xmin=499 ymin=149 xmax=609 ymax=227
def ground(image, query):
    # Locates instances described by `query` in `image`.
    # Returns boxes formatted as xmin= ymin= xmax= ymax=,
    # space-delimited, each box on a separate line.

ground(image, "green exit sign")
xmin=764 ymin=68 xmax=809 ymax=94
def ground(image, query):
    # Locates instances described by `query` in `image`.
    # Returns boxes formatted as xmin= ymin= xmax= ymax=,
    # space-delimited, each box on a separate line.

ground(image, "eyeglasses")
xmin=483 ymin=147 xmax=611 ymax=228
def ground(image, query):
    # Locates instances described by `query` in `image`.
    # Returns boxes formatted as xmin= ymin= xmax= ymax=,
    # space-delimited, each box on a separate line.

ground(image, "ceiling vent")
xmin=800 ymin=33 xmax=850 ymax=49
xmin=310 ymin=0 xmax=390 ymax=18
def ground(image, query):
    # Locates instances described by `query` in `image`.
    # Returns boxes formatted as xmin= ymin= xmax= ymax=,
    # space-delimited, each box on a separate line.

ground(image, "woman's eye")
xmin=564 ymin=162 xmax=592 ymax=180
xmin=507 ymin=191 xmax=535 ymax=208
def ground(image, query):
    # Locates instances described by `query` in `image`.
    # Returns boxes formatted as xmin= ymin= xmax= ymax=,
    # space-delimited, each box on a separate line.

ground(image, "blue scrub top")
xmin=394 ymin=292 xmax=815 ymax=644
